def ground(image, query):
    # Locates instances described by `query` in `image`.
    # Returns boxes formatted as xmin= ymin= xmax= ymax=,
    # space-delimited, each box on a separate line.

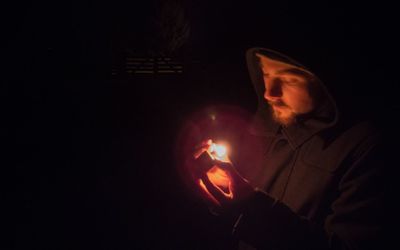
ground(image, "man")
xmin=191 ymin=48 xmax=386 ymax=249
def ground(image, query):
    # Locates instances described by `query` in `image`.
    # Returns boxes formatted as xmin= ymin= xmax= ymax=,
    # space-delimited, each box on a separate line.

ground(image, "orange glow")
xmin=199 ymin=166 xmax=233 ymax=200
xmin=207 ymin=166 xmax=230 ymax=189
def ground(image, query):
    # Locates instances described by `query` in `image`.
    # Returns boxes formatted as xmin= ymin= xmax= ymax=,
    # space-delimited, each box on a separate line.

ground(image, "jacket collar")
xmin=282 ymin=100 xmax=337 ymax=149
xmin=250 ymin=99 xmax=338 ymax=149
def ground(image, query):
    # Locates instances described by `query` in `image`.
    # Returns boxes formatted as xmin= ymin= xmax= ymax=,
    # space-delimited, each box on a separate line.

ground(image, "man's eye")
xmin=283 ymin=80 xmax=295 ymax=85
xmin=282 ymin=78 xmax=301 ymax=86
xmin=280 ymin=78 xmax=290 ymax=83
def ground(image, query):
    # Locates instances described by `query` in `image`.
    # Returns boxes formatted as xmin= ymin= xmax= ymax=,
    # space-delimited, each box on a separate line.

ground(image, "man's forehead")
xmin=256 ymin=53 xmax=300 ymax=71
xmin=255 ymin=53 xmax=314 ymax=77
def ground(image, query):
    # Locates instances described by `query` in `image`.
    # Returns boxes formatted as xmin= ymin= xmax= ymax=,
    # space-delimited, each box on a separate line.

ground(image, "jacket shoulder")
xmin=300 ymin=120 xmax=381 ymax=173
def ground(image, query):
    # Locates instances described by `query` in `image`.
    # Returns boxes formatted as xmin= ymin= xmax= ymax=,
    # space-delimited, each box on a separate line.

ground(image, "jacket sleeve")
xmin=231 ymin=141 xmax=385 ymax=250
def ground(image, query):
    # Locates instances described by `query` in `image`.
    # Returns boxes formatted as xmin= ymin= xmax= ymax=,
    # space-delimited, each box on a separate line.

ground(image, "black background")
xmin=5 ymin=1 xmax=399 ymax=249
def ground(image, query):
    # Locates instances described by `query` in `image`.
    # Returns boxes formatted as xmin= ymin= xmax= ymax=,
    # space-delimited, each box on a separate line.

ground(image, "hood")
xmin=246 ymin=47 xmax=339 ymax=149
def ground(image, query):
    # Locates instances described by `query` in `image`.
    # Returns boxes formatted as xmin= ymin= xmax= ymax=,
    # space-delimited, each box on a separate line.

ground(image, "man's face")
xmin=257 ymin=54 xmax=317 ymax=126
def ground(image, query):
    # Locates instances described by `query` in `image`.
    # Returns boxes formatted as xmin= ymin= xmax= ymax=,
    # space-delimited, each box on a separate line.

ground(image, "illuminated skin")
xmin=256 ymin=53 xmax=317 ymax=126
xmin=193 ymin=59 xmax=320 ymax=207
xmin=194 ymin=140 xmax=253 ymax=207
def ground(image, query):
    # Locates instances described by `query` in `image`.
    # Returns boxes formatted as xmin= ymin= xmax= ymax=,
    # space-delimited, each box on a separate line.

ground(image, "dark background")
xmin=5 ymin=1 xmax=398 ymax=249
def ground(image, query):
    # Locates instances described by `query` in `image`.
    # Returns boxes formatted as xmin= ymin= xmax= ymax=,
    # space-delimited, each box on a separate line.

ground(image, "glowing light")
xmin=214 ymin=144 xmax=226 ymax=158
xmin=199 ymin=167 xmax=233 ymax=201
xmin=208 ymin=143 xmax=227 ymax=161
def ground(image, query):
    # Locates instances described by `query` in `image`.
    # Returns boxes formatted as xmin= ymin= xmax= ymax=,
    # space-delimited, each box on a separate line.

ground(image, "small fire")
xmin=208 ymin=143 xmax=227 ymax=160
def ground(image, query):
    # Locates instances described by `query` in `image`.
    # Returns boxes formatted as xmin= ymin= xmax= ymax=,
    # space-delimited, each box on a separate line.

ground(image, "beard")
xmin=269 ymin=102 xmax=297 ymax=126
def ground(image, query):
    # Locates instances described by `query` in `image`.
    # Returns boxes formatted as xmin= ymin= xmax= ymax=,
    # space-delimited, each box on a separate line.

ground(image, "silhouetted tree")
xmin=147 ymin=0 xmax=190 ymax=57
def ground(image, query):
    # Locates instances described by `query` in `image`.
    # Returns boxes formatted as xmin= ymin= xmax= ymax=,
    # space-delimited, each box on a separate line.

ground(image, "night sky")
xmin=6 ymin=1 xmax=399 ymax=249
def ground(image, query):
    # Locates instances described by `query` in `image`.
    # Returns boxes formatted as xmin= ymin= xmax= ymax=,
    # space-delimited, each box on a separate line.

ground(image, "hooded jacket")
xmin=231 ymin=48 xmax=385 ymax=250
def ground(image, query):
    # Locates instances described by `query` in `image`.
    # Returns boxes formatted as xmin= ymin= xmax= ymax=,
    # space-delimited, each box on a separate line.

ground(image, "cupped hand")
xmin=192 ymin=139 xmax=255 ymax=211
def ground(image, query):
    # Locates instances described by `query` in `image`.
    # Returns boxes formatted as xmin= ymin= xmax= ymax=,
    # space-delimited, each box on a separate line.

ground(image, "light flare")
xmin=208 ymin=143 xmax=227 ymax=161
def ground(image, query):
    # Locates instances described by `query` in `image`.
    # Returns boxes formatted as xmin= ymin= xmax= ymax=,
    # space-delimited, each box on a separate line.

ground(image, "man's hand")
xmin=192 ymin=139 xmax=255 ymax=211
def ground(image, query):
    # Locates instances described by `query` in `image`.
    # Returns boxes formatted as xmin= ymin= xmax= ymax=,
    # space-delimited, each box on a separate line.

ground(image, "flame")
xmin=208 ymin=143 xmax=227 ymax=161
xmin=214 ymin=144 xmax=227 ymax=158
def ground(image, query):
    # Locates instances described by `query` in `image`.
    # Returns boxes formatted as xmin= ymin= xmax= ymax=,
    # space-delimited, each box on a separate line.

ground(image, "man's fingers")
xmin=201 ymin=173 xmax=231 ymax=204
xmin=215 ymin=160 xmax=241 ymax=180
xmin=193 ymin=139 xmax=212 ymax=159
xmin=193 ymin=147 xmax=208 ymax=159
xmin=214 ymin=160 xmax=253 ymax=191
xmin=193 ymin=152 xmax=215 ymax=178
xmin=197 ymin=178 xmax=221 ymax=207
xmin=194 ymin=139 xmax=212 ymax=151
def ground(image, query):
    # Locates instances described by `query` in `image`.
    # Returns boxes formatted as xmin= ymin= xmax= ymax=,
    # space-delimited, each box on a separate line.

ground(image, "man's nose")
xmin=264 ymin=79 xmax=282 ymax=101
